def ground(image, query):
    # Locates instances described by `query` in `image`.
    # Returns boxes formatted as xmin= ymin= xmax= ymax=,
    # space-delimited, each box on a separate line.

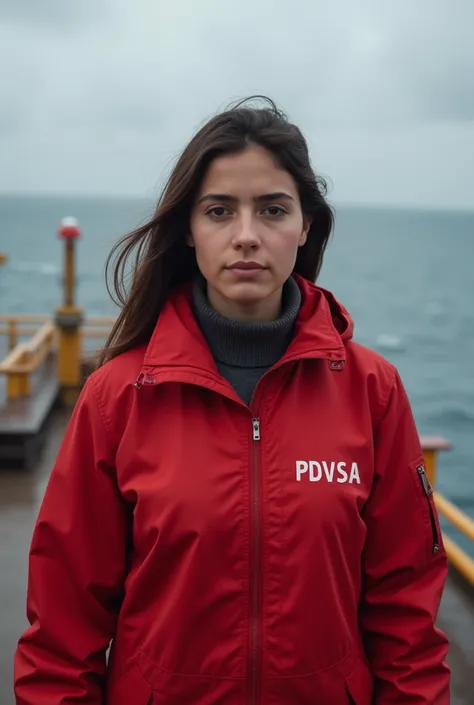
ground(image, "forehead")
xmin=198 ymin=144 xmax=298 ymax=196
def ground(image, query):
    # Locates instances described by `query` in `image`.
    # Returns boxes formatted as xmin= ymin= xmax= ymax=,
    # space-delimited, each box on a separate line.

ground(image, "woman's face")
xmin=189 ymin=144 xmax=310 ymax=321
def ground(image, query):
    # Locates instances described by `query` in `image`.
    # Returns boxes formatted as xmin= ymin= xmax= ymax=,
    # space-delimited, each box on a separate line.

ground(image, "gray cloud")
xmin=380 ymin=8 xmax=474 ymax=122
xmin=0 ymin=0 xmax=473 ymax=207
xmin=0 ymin=0 xmax=106 ymax=30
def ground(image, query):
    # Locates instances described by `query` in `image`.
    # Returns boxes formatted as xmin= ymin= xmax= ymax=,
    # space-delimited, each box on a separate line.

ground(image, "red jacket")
xmin=15 ymin=276 xmax=450 ymax=704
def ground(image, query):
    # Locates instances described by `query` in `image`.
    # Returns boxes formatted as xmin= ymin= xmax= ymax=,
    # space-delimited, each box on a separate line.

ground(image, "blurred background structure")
xmin=0 ymin=1 xmax=473 ymax=702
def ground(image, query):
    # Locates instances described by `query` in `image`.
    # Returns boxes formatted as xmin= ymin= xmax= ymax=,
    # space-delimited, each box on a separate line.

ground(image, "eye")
xmin=206 ymin=206 xmax=231 ymax=219
xmin=262 ymin=205 xmax=287 ymax=217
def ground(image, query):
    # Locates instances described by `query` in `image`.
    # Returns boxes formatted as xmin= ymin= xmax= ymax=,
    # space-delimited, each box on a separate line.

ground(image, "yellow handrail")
xmin=441 ymin=535 xmax=474 ymax=585
xmin=0 ymin=325 xmax=112 ymax=339
xmin=84 ymin=316 xmax=116 ymax=326
xmin=0 ymin=314 xmax=116 ymax=325
xmin=434 ymin=493 xmax=474 ymax=542
xmin=0 ymin=316 xmax=115 ymax=400
xmin=0 ymin=315 xmax=115 ymax=332
xmin=1 ymin=321 xmax=56 ymax=371
xmin=0 ymin=315 xmax=116 ymax=353
xmin=0 ymin=321 xmax=56 ymax=398
xmin=0 ymin=314 xmax=50 ymax=323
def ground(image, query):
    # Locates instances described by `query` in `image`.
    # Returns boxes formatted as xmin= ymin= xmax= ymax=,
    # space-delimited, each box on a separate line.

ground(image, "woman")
xmin=15 ymin=97 xmax=450 ymax=704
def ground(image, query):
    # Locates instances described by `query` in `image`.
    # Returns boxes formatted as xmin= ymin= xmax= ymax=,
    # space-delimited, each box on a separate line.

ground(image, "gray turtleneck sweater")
xmin=192 ymin=276 xmax=302 ymax=406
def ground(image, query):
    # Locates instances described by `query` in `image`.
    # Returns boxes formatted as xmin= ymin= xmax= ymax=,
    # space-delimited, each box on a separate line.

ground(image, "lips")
xmin=228 ymin=261 xmax=265 ymax=270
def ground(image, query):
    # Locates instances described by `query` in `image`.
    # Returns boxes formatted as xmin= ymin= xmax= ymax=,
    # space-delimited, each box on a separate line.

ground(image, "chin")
xmin=223 ymin=280 xmax=271 ymax=302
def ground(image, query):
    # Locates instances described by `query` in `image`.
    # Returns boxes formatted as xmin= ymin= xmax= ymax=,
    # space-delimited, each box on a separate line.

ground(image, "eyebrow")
xmin=197 ymin=192 xmax=295 ymax=204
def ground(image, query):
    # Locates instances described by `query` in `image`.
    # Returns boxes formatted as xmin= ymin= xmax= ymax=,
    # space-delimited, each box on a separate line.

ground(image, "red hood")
xmin=142 ymin=274 xmax=354 ymax=373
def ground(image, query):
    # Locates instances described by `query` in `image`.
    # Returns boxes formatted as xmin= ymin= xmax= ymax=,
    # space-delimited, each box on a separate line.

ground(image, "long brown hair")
xmin=99 ymin=96 xmax=334 ymax=365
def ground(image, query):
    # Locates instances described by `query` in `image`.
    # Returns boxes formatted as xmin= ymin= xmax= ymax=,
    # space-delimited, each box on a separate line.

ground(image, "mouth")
xmin=228 ymin=261 xmax=266 ymax=271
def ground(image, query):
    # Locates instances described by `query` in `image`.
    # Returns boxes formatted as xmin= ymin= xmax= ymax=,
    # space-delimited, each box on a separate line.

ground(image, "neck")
xmin=191 ymin=275 xmax=302 ymax=369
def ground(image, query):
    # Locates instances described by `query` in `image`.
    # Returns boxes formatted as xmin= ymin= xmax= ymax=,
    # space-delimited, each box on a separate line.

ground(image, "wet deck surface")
xmin=0 ymin=356 xmax=58 ymax=434
xmin=0 ymin=333 xmax=59 ymax=469
xmin=1 ymin=409 xmax=473 ymax=703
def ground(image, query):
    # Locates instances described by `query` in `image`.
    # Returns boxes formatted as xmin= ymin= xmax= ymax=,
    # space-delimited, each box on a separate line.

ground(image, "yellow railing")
xmin=0 ymin=320 xmax=56 ymax=398
xmin=421 ymin=437 xmax=474 ymax=588
xmin=0 ymin=315 xmax=115 ymax=398
xmin=0 ymin=315 xmax=51 ymax=351
xmin=80 ymin=316 xmax=116 ymax=340
xmin=0 ymin=315 xmax=115 ymax=347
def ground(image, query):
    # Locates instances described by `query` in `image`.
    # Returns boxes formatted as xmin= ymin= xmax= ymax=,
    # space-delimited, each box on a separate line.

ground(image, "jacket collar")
xmin=139 ymin=275 xmax=352 ymax=385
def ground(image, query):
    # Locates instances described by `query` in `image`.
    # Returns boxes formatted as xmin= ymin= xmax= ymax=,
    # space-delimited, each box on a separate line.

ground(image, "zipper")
xmin=134 ymin=353 xmax=345 ymax=705
xmin=416 ymin=465 xmax=440 ymax=554
xmin=249 ymin=416 xmax=261 ymax=705
xmin=252 ymin=418 xmax=261 ymax=441
xmin=245 ymin=353 xmax=345 ymax=704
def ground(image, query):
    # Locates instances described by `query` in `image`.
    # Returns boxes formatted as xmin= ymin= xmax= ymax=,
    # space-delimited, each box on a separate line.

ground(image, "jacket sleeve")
xmin=14 ymin=375 xmax=129 ymax=705
xmin=360 ymin=369 xmax=450 ymax=704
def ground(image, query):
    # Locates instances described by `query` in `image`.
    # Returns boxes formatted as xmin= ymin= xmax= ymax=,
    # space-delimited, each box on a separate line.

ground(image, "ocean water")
xmin=1 ymin=195 xmax=474 ymax=553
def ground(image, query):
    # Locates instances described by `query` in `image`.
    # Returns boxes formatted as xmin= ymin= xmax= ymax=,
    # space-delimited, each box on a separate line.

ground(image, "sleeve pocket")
xmin=413 ymin=462 xmax=443 ymax=559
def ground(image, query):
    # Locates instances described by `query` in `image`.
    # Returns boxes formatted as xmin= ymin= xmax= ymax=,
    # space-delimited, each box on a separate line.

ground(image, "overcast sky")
xmin=1 ymin=0 xmax=473 ymax=209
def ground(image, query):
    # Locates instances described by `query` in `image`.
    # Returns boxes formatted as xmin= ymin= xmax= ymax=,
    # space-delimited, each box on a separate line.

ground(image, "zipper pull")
xmin=134 ymin=372 xmax=156 ymax=389
xmin=417 ymin=465 xmax=433 ymax=495
xmin=328 ymin=359 xmax=345 ymax=371
xmin=252 ymin=418 xmax=261 ymax=441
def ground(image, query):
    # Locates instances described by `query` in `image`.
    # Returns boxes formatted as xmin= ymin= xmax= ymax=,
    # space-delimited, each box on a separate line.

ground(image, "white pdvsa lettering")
xmin=296 ymin=460 xmax=361 ymax=484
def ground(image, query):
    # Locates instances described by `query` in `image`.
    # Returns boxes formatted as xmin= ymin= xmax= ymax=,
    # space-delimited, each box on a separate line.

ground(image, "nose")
xmin=231 ymin=212 xmax=261 ymax=250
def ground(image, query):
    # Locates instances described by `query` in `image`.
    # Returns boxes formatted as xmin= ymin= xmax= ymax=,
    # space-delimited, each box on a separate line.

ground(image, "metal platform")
xmin=0 ymin=408 xmax=473 ymax=703
xmin=0 ymin=336 xmax=59 ymax=469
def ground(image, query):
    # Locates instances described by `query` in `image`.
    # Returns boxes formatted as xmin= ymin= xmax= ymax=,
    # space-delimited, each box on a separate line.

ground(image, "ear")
xmin=298 ymin=218 xmax=311 ymax=247
xmin=186 ymin=232 xmax=195 ymax=248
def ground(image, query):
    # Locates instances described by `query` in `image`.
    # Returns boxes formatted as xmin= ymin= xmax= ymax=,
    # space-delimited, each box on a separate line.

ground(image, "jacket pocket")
xmin=345 ymin=657 xmax=373 ymax=705
xmin=415 ymin=464 xmax=441 ymax=556
xmin=107 ymin=664 xmax=153 ymax=705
